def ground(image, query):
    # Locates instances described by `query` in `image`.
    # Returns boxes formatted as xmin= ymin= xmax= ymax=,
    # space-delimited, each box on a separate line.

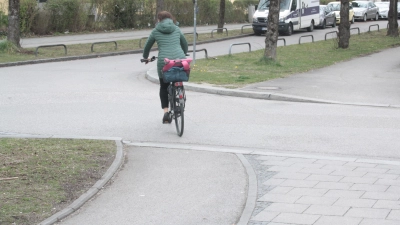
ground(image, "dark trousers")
xmin=159 ymin=78 xmax=170 ymax=109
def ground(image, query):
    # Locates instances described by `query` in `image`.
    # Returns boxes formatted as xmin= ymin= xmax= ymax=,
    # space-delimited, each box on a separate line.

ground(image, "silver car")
xmin=375 ymin=2 xmax=389 ymax=19
xmin=352 ymin=1 xmax=379 ymax=21
xmin=317 ymin=5 xmax=337 ymax=29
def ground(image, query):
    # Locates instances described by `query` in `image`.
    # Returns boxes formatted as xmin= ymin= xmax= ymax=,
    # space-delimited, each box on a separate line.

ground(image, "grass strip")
xmin=190 ymin=30 xmax=400 ymax=88
xmin=0 ymin=138 xmax=116 ymax=225
xmin=0 ymin=29 xmax=253 ymax=63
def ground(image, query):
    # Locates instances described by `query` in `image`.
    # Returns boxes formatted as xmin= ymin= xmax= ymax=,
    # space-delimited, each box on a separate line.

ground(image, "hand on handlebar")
xmin=141 ymin=56 xmax=157 ymax=64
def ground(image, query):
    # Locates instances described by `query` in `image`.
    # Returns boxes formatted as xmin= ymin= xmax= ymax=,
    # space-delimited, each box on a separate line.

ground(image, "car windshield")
xmin=328 ymin=3 xmax=340 ymax=11
xmin=352 ymin=2 xmax=368 ymax=8
xmin=258 ymin=0 xmax=291 ymax=11
xmin=320 ymin=6 xmax=326 ymax=14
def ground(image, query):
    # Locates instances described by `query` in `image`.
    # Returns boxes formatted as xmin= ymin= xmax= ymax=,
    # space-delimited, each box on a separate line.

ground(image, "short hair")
xmin=157 ymin=11 xmax=174 ymax=21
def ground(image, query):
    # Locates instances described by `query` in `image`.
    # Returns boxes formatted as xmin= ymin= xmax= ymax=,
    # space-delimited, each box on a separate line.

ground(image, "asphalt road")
xmin=1 ymin=31 xmax=399 ymax=160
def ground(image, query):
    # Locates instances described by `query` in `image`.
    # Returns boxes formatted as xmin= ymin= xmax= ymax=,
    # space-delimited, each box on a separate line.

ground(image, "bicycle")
xmin=141 ymin=56 xmax=187 ymax=137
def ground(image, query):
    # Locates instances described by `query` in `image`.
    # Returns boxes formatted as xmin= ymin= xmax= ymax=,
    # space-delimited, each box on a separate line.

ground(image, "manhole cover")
xmin=256 ymin=87 xmax=281 ymax=90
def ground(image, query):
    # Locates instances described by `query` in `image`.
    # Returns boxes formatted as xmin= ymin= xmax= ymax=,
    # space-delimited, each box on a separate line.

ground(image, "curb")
xmin=0 ymin=34 xmax=252 ymax=68
xmin=145 ymin=68 xmax=400 ymax=108
xmin=236 ymin=154 xmax=258 ymax=225
xmin=0 ymin=134 xmax=125 ymax=225
xmin=125 ymin=141 xmax=400 ymax=166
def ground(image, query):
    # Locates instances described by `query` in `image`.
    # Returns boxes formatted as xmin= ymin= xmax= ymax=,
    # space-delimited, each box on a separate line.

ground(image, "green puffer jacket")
xmin=143 ymin=19 xmax=188 ymax=78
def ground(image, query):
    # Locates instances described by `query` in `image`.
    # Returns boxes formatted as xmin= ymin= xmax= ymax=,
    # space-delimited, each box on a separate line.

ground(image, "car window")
xmin=352 ymin=2 xmax=367 ymax=8
xmin=328 ymin=3 xmax=340 ymax=11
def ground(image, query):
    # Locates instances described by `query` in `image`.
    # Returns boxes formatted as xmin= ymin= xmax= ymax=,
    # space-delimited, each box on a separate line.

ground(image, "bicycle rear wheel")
xmin=173 ymin=87 xmax=185 ymax=137
xmin=174 ymin=103 xmax=184 ymax=137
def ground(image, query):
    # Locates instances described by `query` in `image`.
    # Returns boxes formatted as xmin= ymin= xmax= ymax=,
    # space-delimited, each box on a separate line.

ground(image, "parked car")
xmin=375 ymin=2 xmax=389 ymax=19
xmin=352 ymin=1 xmax=379 ymax=21
xmin=327 ymin=2 xmax=355 ymax=24
xmin=317 ymin=5 xmax=337 ymax=28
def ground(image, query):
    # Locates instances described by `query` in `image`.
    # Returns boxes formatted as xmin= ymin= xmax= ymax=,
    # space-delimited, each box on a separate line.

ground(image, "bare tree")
xmin=264 ymin=0 xmax=279 ymax=60
xmin=7 ymin=0 xmax=21 ymax=48
xmin=387 ymin=0 xmax=399 ymax=37
xmin=155 ymin=0 xmax=164 ymax=25
xmin=217 ymin=0 xmax=226 ymax=33
xmin=338 ymin=0 xmax=350 ymax=49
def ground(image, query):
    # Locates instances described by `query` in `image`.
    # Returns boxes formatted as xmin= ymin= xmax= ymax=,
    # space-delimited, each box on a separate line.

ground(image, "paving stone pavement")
xmin=244 ymin=154 xmax=400 ymax=225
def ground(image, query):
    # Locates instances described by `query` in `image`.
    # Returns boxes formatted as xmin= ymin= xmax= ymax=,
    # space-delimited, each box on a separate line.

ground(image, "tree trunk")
xmin=387 ymin=0 xmax=399 ymax=37
xmin=155 ymin=0 xmax=164 ymax=25
xmin=217 ymin=0 xmax=225 ymax=33
xmin=264 ymin=0 xmax=280 ymax=60
xmin=338 ymin=0 xmax=350 ymax=49
xmin=7 ymin=0 xmax=21 ymax=48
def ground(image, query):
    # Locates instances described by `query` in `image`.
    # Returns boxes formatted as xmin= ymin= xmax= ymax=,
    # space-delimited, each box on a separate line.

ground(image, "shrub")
xmin=101 ymin=0 xmax=140 ymax=29
xmin=0 ymin=40 xmax=19 ymax=53
xmin=20 ymin=0 xmax=39 ymax=34
xmin=0 ymin=10 xmax=7 ymax=36
xmin=45 ymin=0 xmax=88 ymax=33
xmin=31 ymin=9 xmax=51 ymax=35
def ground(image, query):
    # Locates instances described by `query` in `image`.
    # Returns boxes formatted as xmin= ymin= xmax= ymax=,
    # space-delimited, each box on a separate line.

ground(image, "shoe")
xmin=162 ymin=112 xmax=171 ymax=124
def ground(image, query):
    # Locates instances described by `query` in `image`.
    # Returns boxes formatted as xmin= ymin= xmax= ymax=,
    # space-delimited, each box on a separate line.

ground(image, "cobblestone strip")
xmin=246 ymin=154 xmax=400 ymax=225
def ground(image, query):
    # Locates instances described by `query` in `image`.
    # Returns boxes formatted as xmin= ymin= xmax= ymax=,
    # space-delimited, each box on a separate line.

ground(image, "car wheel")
xmin=351 ymin=16 xmax=355 ymax=24
xmin=286 ymin=23 xmax=293 ymax=36
xmin=307 ymin=21 xmax=314 ymax=32
xmin=332 ymin=20 xmax=336 ymax=27
xmin=321 ymin=20 xmax=326 ymax=29
xmin=375 ymin=13 xmax=379 ymax=21
xmin=363 ymin=14 xmax=367 ymax=22
xmin=254 ymin=31 xmax=262 ymax=36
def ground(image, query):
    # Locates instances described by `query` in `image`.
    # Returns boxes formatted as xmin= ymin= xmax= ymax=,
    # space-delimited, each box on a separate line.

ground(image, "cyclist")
xmin=142 ymin=11 xmax=188 ymax=124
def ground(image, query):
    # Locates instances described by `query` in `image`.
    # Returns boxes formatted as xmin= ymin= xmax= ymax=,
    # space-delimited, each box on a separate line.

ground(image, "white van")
xmin=252 ymin=0 xmax=320 ymax=36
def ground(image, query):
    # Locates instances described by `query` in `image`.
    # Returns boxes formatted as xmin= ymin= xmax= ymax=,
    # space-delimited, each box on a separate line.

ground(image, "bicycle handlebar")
xmin=141 ymin=56 xmax=157 ymax=63
xmin=141 ymin=53 xmax=190 ymax=63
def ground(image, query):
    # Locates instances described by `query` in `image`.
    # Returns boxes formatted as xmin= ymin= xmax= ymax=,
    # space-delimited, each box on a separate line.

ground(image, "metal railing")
xmin=278 ymin=38 xmax=286 ymax=46
xmin=299 ymin=35 xmax=314 ymax=44
xmin=91 ymin=41 xmax=117 ymax=52
xmin=184 ymin=32 xmax=199 ymax=39
xmin=229 ymin=42 xmax=251 ymax=55
xmin=325 ymin=31 xmax=338 ymax=40
xmin=241 ymin=24 xmax=252 ymax=34
xmin=350 ymin=27 xmax=360 ymax=35
xmin=211 ymin=28 xmax=228 ymax=38
xmin=35 ymin=44 xmax=67 ymax=57
xmin=188 ymin=48 xmax=208 ymax=59
xmin=139 ymin=37 xmax=148 ymax=48
xmin=369 ymin=24 xmax=379 ymax=32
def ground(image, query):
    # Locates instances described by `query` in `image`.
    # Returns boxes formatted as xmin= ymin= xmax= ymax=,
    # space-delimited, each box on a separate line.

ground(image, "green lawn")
xmin=0 ymin=138 xmax=116 ymax=225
